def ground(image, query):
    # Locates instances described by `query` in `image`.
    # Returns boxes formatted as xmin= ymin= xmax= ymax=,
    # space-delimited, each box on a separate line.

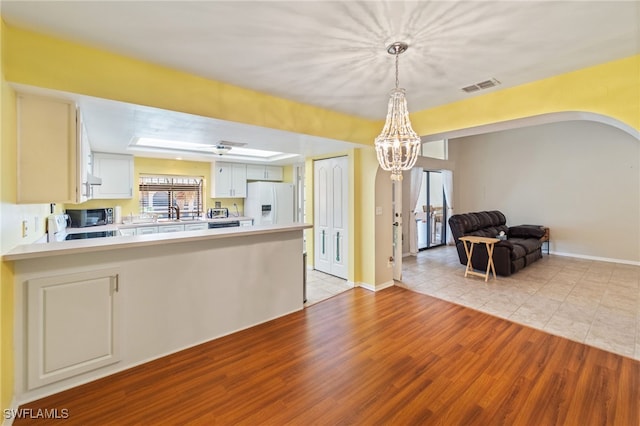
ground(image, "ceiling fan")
xmin=211 ymin=140 xmax=246 ymax=155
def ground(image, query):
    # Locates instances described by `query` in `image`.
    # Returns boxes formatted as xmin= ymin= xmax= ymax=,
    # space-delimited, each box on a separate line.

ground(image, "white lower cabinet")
xmin=121 ymin=223 xmax=207 ymax=234
xmin=136 ymin=226 xmax=159 ymax=235
xmin=184 ymin=223 xmax=208 ymax=231
xmin=27 ymin=269 xmax=121 ymax=389
xmin=159 ymin=224 xmax=184 ymax=233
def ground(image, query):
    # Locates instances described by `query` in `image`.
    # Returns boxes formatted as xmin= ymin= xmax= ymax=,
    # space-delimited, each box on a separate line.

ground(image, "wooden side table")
xmin=540 ymin=227 xmax=550 ymax=254
xmin=458 ymin=236 xmax=500 ymax=282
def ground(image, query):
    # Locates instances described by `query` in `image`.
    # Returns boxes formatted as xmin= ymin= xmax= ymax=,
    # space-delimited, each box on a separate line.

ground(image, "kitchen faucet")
xmin=169 ymin=205 xmax=180 ymax=220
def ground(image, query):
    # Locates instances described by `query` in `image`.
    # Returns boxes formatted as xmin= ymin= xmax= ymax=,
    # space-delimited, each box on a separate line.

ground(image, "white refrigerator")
xmin=245 ymin=182 xmax=294 ymax=225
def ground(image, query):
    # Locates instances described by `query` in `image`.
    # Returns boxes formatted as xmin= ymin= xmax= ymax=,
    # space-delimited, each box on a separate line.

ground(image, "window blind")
xmin=139 ymin=175 xmax=203 ymax=219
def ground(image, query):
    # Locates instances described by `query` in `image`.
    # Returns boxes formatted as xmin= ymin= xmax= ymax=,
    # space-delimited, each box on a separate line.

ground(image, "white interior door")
xmin=314 ymin=156 xmax=348 ymax=279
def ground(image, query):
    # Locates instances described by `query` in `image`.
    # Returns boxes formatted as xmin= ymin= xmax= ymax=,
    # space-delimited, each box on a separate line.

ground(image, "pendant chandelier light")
xmin=374 ymin=42 xmax=421 ymax=181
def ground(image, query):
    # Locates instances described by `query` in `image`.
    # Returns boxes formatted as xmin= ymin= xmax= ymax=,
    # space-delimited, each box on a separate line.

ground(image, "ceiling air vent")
xmin=461 ymin=78 xmax=501 ymax=93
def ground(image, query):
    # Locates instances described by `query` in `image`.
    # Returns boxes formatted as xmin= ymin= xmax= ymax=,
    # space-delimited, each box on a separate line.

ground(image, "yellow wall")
xmin=0 ymin=20 xmax=13 ymax=414
xmin=411 ymin=54 xmax=640 ymax=135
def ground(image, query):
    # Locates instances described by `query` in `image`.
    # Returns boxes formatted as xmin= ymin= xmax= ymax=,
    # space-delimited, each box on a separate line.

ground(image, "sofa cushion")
xmin=509 ymin=242 xmax=527 ymax=260
xmin=509 ymin=225 xmax=545 ymax=239
xmin=510 ymin=237 xmax=543 ymax=254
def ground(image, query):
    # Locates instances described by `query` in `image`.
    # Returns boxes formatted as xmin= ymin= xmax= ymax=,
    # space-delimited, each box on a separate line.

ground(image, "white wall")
xmin=448 ymin=120 xmax=640 ymax=263
xmin=0 ymin=203 xmax=51 ymax=253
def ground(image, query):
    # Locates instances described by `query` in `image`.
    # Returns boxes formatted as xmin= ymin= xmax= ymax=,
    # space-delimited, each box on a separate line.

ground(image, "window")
xmin=139 ymin=175 xmax=203 ymax=219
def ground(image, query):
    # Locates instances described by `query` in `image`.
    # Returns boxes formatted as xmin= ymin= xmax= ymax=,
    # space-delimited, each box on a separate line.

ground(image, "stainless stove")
xmin=47 ymin=214 xmax=120 ymax=242
xmin=65 ymin=230 xmax=119 ymax=240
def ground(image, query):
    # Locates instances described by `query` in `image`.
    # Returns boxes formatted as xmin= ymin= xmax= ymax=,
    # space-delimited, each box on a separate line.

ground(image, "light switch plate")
xmin=375 ymin=206 xmax=382 ymax=216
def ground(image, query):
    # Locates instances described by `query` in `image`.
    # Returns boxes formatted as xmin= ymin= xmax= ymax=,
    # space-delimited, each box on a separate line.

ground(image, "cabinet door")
xmin=246 ymin=165 xmax=283 ymax=181
xmin=265 ymin=166 xmax=283 ymax=181
xmin=27 ymin=269 xmax=121 ymax=389
xmin=231 ymin=164 xmax=247 ymax=197
xmin=93 ymin=153 xmax=134 ymax=199
xmin=246 ymin=164 xmax=265 ymax=180
xmin=211 ymin=162 xmax=246 ymax=198
xmin=17 ymin=94 xmax=78 ymax=203
xmin=212 ymin=162 xmax=232 ymax=197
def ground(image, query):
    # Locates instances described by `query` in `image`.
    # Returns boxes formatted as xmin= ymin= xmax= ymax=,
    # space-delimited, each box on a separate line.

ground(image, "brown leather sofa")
xmin=448 ymin=210 xmax=545 ymax=276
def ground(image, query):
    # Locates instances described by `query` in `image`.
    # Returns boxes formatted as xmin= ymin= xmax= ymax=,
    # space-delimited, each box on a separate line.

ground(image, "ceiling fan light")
xmin=212 ymin=145 xmax=232 ymax=155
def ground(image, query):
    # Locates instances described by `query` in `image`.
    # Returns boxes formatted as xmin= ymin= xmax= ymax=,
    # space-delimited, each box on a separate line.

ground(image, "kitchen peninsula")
xmin=4 ymin=223 xmax=311 ymax=403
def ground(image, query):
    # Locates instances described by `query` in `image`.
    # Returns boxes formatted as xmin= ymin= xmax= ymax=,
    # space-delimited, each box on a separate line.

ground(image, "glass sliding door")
xmin=415 ymin=171 xmax=446 ymax=250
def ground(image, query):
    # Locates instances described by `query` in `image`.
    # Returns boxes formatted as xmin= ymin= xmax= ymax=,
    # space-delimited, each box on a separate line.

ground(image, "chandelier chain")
xmin=395 ymin=49 xmax=400 ymax=89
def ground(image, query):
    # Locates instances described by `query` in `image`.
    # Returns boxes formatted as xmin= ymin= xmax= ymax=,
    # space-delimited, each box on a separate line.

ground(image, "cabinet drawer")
xmin=136 ymin=226 xmax=159 ymax=235
xmin=184 ymin=223 xmax=208 ymax=231
xmin=159 ymin=224 xmax=185 ymax=233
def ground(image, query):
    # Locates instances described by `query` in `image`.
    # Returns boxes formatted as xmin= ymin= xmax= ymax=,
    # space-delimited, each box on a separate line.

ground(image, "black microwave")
xmin=66 ymin=208 xmax=114 ymax=227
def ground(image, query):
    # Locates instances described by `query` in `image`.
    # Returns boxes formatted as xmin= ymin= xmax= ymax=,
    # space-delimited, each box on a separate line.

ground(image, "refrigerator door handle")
xmin=272 ymin=186 xmax=277 ymax=224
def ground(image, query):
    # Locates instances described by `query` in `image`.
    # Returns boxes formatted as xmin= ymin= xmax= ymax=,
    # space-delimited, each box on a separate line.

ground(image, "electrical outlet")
xmin=22 ymin=220 xmax=29 ymax=238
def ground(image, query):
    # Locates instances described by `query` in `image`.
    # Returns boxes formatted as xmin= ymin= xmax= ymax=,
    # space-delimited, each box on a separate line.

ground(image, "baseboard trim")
xmin=2 ymin=397 xmax=19 ymax=426
xmin=357 ymin=280 xmax=394 ymax=292
xmin=551 ymin=251 xmax=640 ymax=266
xmin=358 ymin=282 xmax=375 ymax=291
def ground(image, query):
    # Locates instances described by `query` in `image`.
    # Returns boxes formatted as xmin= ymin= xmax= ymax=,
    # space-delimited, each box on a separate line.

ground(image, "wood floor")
xmin=16 ymin=287 xmax=639 ymax=425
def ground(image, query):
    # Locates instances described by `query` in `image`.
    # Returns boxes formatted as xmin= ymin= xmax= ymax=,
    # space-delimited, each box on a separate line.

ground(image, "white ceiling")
xmin=2 ymin=1 xmax=639 ymax=163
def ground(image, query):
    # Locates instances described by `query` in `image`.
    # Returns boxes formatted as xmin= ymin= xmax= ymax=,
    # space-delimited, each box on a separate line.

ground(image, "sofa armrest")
xmin=508 ymin=225 xmax=545 ymax=239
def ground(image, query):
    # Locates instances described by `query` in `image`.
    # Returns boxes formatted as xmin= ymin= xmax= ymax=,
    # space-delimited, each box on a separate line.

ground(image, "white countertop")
xmin=116 ymin=216 xmax=253 ymax=229
xmin=4 ymin=223 xmax=312 ymax=261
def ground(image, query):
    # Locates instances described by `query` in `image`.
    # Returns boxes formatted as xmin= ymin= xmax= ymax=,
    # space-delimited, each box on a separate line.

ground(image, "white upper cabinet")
xmin=17 ymin=93 xmax=89 ymax=204
xmin=246 ymin=164 xmax=283 ymax=181
xmin=211 ymin=162 xmax=247 ymax=198
xmin=92 ymin=153 xmax=134 ymax=199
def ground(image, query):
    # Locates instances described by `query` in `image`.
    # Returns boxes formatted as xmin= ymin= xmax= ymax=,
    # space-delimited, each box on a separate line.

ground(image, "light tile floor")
xmin=398 ymin=245 xmax=640 ymax=360
xmin=305 ymin=269 xmax=353 ymax=306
